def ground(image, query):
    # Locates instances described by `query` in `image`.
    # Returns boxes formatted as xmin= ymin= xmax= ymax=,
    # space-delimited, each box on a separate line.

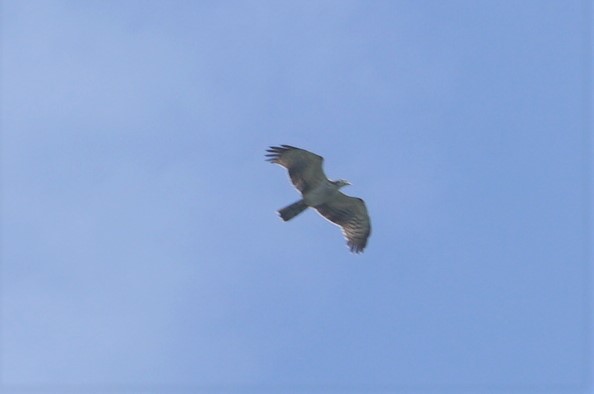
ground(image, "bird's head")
xmin=334 ymin=179 xmax=351 ymax=189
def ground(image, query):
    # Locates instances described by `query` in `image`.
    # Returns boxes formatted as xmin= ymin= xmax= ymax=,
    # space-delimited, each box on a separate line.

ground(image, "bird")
xmin=266 ymin=144 xmax=371 ymax=253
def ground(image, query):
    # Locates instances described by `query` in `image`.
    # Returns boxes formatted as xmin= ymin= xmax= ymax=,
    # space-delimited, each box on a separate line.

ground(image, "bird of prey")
xmin=266 ymin=144 xmax=371 ymax=253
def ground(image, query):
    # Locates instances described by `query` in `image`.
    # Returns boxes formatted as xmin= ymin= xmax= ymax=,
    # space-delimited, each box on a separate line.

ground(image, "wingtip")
xmin=348 ymin=241 xmax=366 ymax=254
xmin=265 ymin=147 xmax=282 ymax=162
xmin=267 ymin=144 xmax=298 ymax=151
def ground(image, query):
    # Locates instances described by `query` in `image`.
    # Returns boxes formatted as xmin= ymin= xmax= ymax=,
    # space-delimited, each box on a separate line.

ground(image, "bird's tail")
xmin=278 ymin=200 xmax=308 ymax=221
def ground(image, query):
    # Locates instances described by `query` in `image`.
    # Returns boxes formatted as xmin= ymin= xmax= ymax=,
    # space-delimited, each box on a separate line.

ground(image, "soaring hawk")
xmin=266 ymin=145 xmax=371 ymax=253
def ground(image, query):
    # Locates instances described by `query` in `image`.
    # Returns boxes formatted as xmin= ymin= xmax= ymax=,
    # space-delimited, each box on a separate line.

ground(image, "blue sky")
xmin=1 ymin=0 xmax=591 ymax=392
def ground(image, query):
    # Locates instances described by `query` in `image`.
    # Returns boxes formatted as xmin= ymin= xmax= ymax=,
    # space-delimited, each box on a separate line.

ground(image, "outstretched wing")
xmin=315 ymin=193 xmax=371 ymax=253
xmin=266 ymin=145 xmax=328 ymax=194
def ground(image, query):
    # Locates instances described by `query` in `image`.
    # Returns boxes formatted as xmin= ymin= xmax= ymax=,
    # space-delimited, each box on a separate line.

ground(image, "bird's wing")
xmin=266 ymin=145 xmax=327 ymax=193
xmin=314 ymin=192 xmax=371 ymax=253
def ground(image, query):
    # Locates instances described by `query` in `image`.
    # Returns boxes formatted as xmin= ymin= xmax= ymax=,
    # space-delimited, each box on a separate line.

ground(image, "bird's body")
xmin=303 ymin=179 xmax=343 ymax=206
xmin=266 ymin=145 xmax=371 ymax=253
